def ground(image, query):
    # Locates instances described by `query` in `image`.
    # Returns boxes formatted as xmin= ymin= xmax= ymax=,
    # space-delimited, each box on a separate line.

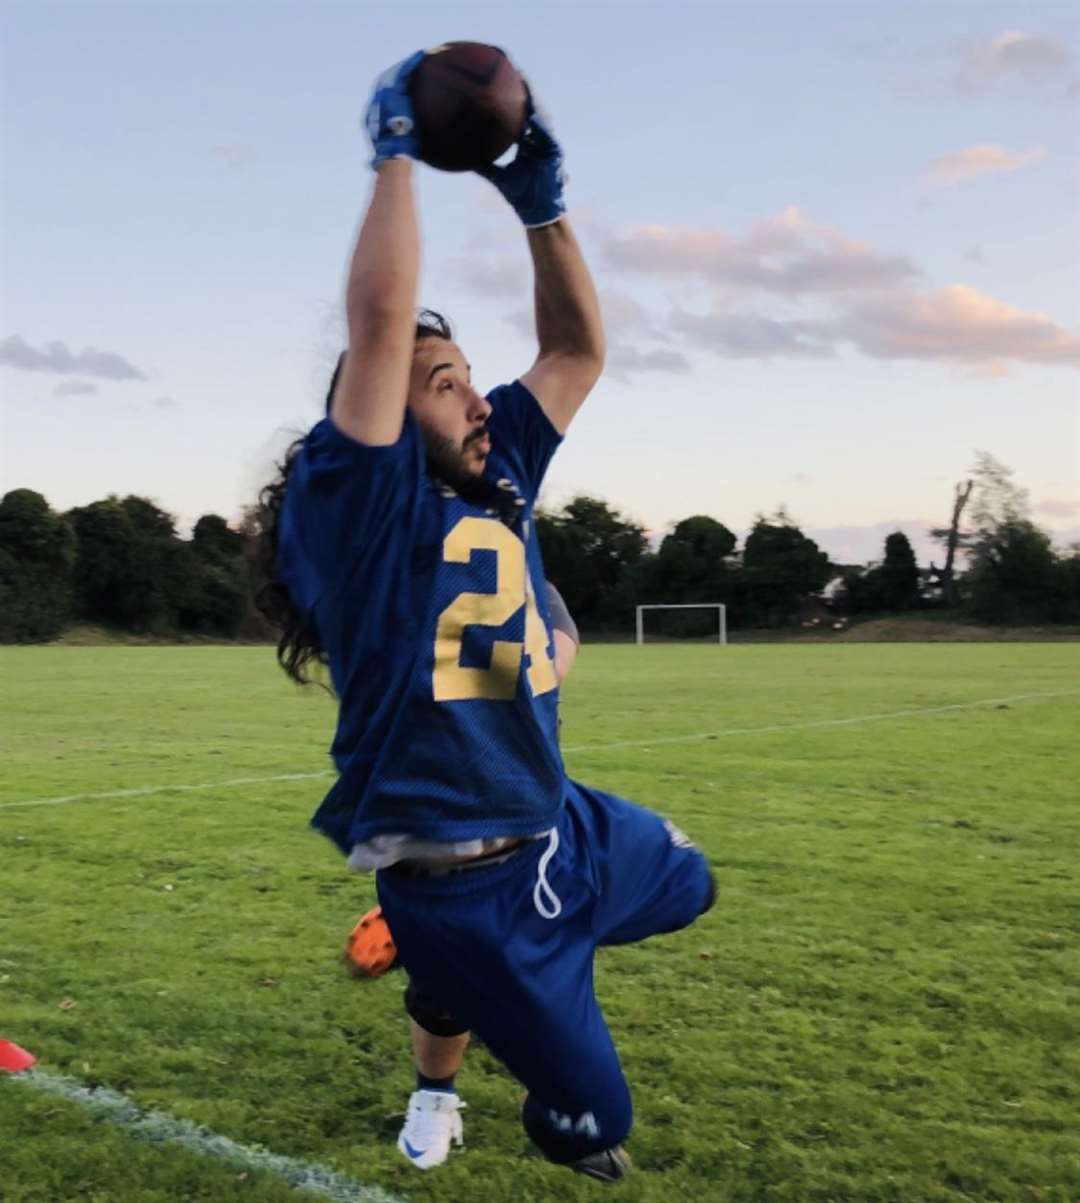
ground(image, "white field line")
xmin=561 ymin=687 xmax=1080 ymax=753
xmin=0 ymin=771 xmax=333 ymax=810
xmin=7 ymin=1069 xmax=406 ymax=1203
xmin=2 ymin=687 xmax=1077 ymax=813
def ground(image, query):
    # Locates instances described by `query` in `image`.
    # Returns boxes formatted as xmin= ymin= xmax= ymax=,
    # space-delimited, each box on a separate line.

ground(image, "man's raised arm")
xmin=477 ymin=99 xmax=605 ymax=434
xmin=332 ymin=54 xmax=425 ymax=447
xmin=521 ymin=219 xmax=605 ymax=435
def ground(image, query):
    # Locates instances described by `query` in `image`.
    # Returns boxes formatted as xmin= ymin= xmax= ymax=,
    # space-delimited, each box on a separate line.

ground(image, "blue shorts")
xmin=377 ymin=779 xmax=714 ymax=1162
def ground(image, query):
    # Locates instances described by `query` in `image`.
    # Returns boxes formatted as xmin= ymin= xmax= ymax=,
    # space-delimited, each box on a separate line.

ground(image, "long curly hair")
xmin=252 ymin=310 xmax=453 ymax=685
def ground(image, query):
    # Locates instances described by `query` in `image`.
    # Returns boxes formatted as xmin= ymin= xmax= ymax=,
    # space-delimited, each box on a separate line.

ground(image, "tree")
xmin=960 ymin=454 xmax=1068 ymax=625
xmin=878 ymin=531 xmax=919 ymax=611
xmin=970 ymin=450 xmax=1029 ymax=533
xmin=968 ymin=519 xmax=1056 ymax=624
xmin=661 ymin=516 xmax=737 ymax=564
xmin=932 ymin=454 xmax=1035 ymax=613
xmin=67 ymin=496 xmax=179 ymax=631
xmin=535 ymin=495 xmax=647 ymax=629
xmin=1048 ymin=547 xmax=1080 ymax=623
xmin=192 ymin=513 xmax=245 ymax=562
xmin=182 ymin=514 xmax=248 ymax=636
xmin=839 ymin=565 xmax=884 ymax=614
xmin=625 ymin=516 xmax=738 ymax=635
xmin=740 ymin=510 xmax=831 ymax=627
xmin=930 ymin=479 xmax=973 ymax=607
xmin=0 ymin=489 xmax=76 ymax=642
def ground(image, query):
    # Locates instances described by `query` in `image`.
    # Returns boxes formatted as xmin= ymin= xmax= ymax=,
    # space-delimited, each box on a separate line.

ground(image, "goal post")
xmin=635 ymin=603 xmax=728 ymax=645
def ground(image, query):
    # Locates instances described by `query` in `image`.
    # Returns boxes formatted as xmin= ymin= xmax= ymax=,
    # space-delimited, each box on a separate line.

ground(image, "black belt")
xmin=394 ymin=839 xmax=528 ymax=877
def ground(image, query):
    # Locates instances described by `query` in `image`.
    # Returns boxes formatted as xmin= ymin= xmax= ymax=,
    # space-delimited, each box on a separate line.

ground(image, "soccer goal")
xmin=635 ymin=603 xmax=728 ymax=645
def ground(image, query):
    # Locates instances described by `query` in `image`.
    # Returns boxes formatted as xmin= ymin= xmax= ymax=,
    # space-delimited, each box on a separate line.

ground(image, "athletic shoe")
xmin=397 ymin=1089 xmax=465 ymax=1170
xmin=570 ymin=1145 xmax=632 ymax=1182
xmin=343 ymin=906 xmax=398 ymax=979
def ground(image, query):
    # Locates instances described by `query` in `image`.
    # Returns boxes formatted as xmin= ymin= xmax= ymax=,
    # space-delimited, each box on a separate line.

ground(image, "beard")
xmin=422 ymin=428 xmax=490 ymax=500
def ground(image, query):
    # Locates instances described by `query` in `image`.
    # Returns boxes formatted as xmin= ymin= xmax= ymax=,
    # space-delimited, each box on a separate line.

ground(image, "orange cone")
xmin=0 ymin=1039 xmax=36 ymax=1073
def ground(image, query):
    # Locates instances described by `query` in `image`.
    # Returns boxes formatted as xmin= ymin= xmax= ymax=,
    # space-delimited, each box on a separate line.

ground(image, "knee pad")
xmin=403 ymin=978 xmax=469 ymax=1039
xmin=521 ymin=1092 xmax=632 ymax=1164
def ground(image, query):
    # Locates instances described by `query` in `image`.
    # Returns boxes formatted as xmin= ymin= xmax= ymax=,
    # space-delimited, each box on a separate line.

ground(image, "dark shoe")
xmin=570 ymin=1145 xmax=632 ymax=1182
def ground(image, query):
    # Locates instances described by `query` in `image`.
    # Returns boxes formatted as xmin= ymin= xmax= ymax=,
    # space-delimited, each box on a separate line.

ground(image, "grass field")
xmin=2 ymin=643 xmax=1078 ymax=1203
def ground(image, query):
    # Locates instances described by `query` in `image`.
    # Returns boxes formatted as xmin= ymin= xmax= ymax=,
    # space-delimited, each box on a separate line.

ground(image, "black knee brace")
xmin=404 ymin=978 xmax=469 ymax=1038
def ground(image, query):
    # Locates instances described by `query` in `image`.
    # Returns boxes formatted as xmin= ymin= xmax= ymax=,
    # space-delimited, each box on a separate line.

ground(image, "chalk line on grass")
xmin=561 ymin=687 xmax=1080 ymax=755
xmin=7 ymin=1068 xmax=405 ymax=1203
xmin=0 ymin=771 xmax=334 ymax=810
xmin=2 ymin=687 xmax=1077 ymax=812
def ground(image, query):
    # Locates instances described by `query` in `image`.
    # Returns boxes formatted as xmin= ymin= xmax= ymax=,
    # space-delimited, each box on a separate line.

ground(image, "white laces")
xmin=533 ymin=828 xmax=563 ymax=919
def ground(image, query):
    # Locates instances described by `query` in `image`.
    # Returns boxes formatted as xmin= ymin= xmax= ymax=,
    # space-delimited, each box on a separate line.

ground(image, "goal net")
xmin=635 ymin=603 xmax=728 ymax=645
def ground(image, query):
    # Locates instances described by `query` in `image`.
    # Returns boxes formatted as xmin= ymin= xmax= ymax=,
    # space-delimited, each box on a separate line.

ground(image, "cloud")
xmin=503 ymin=295 xmax=690 ymax=384
xmin=150 ymin=395 xmax=178 ymax=408
xmin=604 ymin=344 xmax=693 ymax=385
xmin=53 ymin=380 xmax=98 ymax=397
xmin=1050 ymin=526 xmax=1080 ymax=548
xmin=454 ymin=256 xmax=529 ymax=297
xmin=956 ymin=30 xmax=1076 ymax=92
xmin=503 ymin=212 xmax=1077 ymax=375
xmin=801 ymin=520 xmax=942 ymax=568
xmin=598 ymin=289 xmax=672 ymax=343
xmin=1035 ymin=497 xmax=1080 ymax=520
xmin=0 ymin=334 xmax=147 ymax=380
xmin=927 ymin=144 xmax=1046 ymax=186
xmin=653 ymin=284 xmax=1079 ymax=370
xmin=605 ymin=207 xmax=919 ymax=296
xmin=503 ymin=308 xmax=534 ymax=340
xmin=963 ymin=359 xmax=1011 ymax=380
xmin=670 ymin=307 xmax=834 ymax=360
xmin=830 ymin=285 xmax=1080 ymax=367
xmin=211 ymin=143 xmax=256 ymax=168
xmin=597 ymin=290 xmax=683 ymax=383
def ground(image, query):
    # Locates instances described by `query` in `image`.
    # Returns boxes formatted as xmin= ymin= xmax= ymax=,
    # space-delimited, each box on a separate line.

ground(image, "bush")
xmin=0 ymin=490 xmax=76 ymax=642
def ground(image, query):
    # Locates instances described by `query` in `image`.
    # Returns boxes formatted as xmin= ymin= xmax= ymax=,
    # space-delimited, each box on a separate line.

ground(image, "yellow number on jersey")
xmin=432 ymin=516 xmax=557 ymax=702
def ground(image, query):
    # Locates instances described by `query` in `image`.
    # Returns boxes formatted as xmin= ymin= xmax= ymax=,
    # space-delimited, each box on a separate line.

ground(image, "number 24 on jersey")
xmin=433 ymin=517 xmax=557 ymax=702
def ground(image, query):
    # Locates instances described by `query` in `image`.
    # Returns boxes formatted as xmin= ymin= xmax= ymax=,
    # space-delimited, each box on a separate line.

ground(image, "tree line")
xmin=1 ymin=452 xmax=1077 ymax=644
xmin=537 ymin=453 xmax=1080 ymax=632
xmin=0 ymin=491 xmax=263 ymax=644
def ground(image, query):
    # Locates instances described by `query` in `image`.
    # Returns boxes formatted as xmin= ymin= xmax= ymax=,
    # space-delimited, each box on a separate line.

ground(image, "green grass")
xmin=1 ymin=644 xmax=1078 ymax=1203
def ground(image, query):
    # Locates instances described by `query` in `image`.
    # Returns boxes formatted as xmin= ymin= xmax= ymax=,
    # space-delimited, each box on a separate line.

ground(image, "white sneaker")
xmin=397 ymin=1089 xmax=465 ymax=1170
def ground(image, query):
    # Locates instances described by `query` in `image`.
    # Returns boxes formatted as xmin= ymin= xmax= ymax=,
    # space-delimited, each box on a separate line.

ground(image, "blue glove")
xmin=364 ymin=51 xmax=426 ymax=169
xmin=476 ymin=90 xmax=566 ymax=228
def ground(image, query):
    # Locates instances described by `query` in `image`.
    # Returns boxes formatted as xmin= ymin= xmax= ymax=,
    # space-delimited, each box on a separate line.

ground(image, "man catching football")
xmin=257 ymin=50 xmax=715 ymax=1181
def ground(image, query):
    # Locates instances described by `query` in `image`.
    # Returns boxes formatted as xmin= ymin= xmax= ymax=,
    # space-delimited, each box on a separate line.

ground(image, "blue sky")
xmin=2 ymin=1 xmax=1078 ymax=565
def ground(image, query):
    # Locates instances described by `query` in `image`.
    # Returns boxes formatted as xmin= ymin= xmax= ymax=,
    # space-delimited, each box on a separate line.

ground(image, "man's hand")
xmin=365 ymin=51 xmax=426 ymax=169
xmin=476 ymin=91 xmax=566 ymax=228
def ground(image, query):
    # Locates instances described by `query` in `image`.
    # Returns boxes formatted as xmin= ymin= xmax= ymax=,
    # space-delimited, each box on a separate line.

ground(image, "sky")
xmin=2 ymin=0 xmax=1078 ymax=567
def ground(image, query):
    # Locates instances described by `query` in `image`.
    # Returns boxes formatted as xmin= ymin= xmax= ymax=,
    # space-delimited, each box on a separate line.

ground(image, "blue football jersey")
xmin=278 ymin=380 xmax=566 ymax=855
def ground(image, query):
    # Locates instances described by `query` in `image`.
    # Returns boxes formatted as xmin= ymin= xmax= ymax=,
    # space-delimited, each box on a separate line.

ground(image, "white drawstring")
xmin=532 ymin=828 xmax=562 ymax=919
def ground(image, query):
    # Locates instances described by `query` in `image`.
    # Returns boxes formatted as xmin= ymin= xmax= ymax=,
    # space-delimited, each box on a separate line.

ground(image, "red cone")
xmin=0 ymin=1039 xmax=37 ymax=1073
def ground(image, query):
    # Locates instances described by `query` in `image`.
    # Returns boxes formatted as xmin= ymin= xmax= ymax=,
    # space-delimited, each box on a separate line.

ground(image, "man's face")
xmin=408 ymin=338 xmax=492 ymax=485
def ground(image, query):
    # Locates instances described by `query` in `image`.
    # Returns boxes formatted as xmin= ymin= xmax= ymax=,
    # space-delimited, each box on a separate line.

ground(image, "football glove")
xmin=343 ymin=905 xmax=400 ymax=978
xmin=364 ymin=50 xmax=426 ymax=169
xmin=476 ymin=89 xmax=566 ymax=229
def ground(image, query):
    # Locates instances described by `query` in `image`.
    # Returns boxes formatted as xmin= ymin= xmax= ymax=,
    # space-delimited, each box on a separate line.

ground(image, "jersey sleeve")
xmin=485 ymin=380 xmax=563 ymax=503
xmin=278 ymin=414 xmax=423 ymax=617
xmin=544 ymin=581 xmax=580 ymax=645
